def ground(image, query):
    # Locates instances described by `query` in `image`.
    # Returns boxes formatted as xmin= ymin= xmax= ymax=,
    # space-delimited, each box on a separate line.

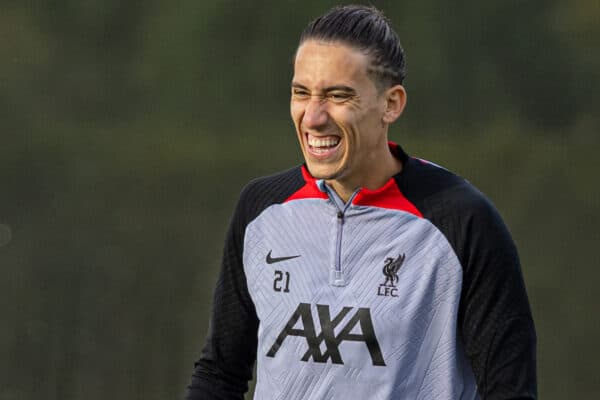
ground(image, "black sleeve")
xmin=185 ymin=167 xmax=305 ymax=400
xmin=185 ymin=188 xmax=259 ymax=400
xmin=428 ymin=184 xmax=537 ymax=399
xmin=396 ymin=156 xmax=537 ymax=399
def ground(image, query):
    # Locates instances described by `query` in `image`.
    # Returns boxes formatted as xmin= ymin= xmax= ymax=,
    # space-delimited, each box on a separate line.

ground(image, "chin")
xmin=305 ymin=161 xmax=344 ymax=180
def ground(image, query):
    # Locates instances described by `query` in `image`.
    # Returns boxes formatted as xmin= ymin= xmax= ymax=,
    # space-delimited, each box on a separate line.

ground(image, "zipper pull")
xmin=337 ymin=211 xmax=343 ymax=219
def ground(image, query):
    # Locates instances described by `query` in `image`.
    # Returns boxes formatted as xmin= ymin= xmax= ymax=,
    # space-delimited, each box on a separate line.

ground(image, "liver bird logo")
xmin=382 ymin=254 xmax=405 ymax=287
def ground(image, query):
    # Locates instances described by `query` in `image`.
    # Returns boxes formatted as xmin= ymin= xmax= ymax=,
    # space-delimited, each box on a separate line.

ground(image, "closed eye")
xmin=292 ymin=88 xmax=310 ymax=98
xmin=328 ymin=92 xmax=352 ymax=102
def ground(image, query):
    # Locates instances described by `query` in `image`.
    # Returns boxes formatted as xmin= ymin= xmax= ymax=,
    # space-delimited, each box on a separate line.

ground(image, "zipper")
xmin=317 ymin=180 xmax=360 ymax=286
xmin=332 ymin=209 xmax=346 ymax=285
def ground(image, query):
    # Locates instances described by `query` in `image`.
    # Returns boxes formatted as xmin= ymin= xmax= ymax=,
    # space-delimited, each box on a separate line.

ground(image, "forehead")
xmin=293 ymin=40 xmax=372 ymax=87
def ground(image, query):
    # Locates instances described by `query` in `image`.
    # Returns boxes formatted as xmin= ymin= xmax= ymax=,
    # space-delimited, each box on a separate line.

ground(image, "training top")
xmin=186 ymin=143 xmax=537 ymax=400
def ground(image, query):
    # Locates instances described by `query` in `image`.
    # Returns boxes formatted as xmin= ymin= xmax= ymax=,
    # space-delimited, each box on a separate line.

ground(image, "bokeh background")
xmin=1 ymin=0 xmax=598 ymax=399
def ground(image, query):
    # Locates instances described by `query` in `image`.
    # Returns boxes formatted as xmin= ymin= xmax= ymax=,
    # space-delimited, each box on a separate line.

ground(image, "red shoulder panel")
xmin=352 ymin=178 xmax=423 ymax=218
xmin=284 ymin=165 xmax=328 ymax=203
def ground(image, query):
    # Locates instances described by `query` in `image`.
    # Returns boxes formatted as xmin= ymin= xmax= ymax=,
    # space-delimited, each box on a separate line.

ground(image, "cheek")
xmin=290 ymin=102 xmax=304 ymax=123
xmin=331 ymin=109 xmax=364 ymax=139
xmin=330 ymin=107 xmax=357 ymax=128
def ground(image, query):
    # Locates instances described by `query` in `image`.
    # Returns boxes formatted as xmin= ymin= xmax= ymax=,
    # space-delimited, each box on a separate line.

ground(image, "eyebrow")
xmin=291 ymin=82 xmax=357 ymax=94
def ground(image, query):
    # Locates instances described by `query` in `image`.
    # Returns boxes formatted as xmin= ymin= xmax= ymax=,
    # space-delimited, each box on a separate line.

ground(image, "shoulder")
xmin=241 ymin=166 xmax=304 ymax=199
xmin=234 ymin=165 xmax=306 ymax=227
xmin=396 ymin=156 xmax=516 ymax=269
xmin=396 ymin=156 xmax=500 ymax=224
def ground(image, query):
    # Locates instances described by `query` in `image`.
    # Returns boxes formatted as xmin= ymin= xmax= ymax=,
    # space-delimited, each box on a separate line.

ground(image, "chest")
xmin=243 ymin=201 xmax=462 ymax=350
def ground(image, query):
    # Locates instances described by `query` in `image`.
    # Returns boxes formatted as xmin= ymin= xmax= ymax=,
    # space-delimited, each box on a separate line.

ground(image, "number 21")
xmin=273 ymin=270 xmax=290 ymax=293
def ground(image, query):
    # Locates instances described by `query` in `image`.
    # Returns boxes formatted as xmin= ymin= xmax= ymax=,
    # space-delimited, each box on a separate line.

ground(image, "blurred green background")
xmin=1 ymin=0 xmax=598 ymax=399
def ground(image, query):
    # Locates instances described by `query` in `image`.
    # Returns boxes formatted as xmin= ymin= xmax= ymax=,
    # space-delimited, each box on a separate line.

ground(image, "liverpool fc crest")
xmin=377 ymin=254 xmax=405 ymax=297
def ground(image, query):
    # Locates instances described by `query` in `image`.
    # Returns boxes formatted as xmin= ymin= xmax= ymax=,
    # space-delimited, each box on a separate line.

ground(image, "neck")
xmin=326 ymin=143 xmax=402 ymax=202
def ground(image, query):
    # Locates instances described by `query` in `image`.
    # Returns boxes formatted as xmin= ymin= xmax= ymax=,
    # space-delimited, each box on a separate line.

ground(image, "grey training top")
xmin=187 ymin=143 xmax=537 ymax=400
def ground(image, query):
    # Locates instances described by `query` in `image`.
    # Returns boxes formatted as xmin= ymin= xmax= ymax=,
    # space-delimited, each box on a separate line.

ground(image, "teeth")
xmin=307 ymin=136 xmax=340 ymax=148
xmin=312 ymin=147 xmax=331 ymax=154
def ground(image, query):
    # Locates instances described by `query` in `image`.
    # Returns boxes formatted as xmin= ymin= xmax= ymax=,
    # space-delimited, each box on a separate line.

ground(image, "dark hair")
xmin=299 ymin=5 xmax=406 ymax=89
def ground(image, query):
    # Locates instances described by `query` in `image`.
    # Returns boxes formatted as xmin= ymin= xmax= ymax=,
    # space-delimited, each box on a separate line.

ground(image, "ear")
xmin=382 ymin=84 xmax=407 ymax=124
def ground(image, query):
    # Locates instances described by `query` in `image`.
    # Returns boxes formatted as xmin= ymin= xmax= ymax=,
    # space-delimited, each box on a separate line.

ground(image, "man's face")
xmin=291 ymin=40 xmax=388 ymax=186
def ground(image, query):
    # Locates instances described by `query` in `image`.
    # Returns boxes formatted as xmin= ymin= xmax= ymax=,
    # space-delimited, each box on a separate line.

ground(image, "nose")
xmin=302 ymin=97 xmax=328 ymax=129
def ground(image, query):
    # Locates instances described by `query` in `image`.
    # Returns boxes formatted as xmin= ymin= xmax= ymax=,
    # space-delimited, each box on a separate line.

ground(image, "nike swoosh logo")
xmin=266 ymin=250 xmax=301 ymax=264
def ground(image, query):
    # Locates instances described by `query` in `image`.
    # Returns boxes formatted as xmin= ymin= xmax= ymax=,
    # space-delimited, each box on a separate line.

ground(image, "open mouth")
xmin=306 ymin=133 xmax=341 ymax=157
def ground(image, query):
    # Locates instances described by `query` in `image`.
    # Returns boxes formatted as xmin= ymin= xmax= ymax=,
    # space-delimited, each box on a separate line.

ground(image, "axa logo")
xmin=377 ymin=254 xmax=405 ymax=297
xmin=266 ymin=303 xmax=385 ymax=366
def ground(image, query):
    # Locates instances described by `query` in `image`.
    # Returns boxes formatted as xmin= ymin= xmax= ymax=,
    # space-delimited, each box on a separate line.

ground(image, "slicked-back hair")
xmin=298 ymin=5 xmax=406 ymax=91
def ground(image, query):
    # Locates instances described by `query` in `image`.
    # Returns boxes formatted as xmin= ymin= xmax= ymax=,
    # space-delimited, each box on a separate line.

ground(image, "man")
xmin=187 ymin=5 xmax=536 ymax=399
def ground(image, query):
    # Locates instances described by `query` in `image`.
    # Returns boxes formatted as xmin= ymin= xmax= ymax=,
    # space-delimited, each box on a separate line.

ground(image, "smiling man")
xmin=186 ymin=5 xmax=537 ymax=400
xmin=291 ymin=39 xmax=406 ymax=202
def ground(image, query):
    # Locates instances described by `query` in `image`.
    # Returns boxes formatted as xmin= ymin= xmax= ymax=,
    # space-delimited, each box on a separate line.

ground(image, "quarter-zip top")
xmin=240 ymin=162 xmax=484 ymax=399
xmin=198 ymin=146 xmax=536 ymax=400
